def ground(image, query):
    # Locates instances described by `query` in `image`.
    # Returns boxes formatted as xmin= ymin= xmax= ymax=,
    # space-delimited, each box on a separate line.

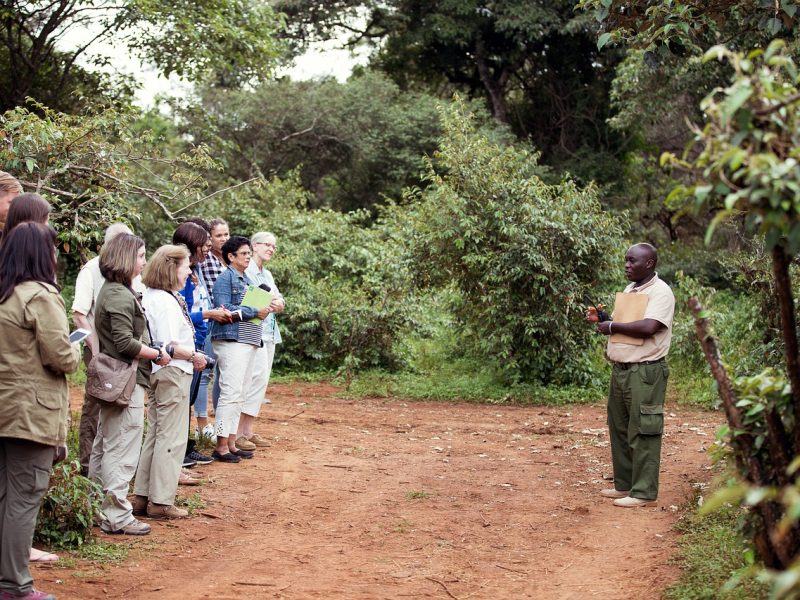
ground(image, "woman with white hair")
xmin=238 ymin=231 xmax=285 ymax=449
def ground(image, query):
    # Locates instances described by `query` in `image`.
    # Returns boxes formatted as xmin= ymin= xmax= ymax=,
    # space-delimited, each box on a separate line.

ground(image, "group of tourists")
xmin=0 ymin=172 xmax=284 ymax=600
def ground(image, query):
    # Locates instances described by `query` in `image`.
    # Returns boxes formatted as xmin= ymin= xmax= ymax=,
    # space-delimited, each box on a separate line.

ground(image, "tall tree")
xmin=0 ymin=0 xmax=286 ymax=112
xmin=178 ymin=72 xmax=444 ymax=212
xmin=275 ymin=0 xmax=625 ymax=171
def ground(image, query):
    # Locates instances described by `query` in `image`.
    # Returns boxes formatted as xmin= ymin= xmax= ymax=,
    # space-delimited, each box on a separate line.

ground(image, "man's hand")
xmin=596 ymin=320 xmax=612 ymax=336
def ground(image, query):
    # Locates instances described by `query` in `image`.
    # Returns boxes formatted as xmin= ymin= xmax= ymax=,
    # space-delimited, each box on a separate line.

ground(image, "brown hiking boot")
xmin=131 ymin=495 xmax=148 ymax=516
xmin=235 ymin=436 xmax=256 ymax=451
xmin=147 ymin=502 xmax=188 ymax=519
xmin=248 ymin=433 xmax=271 ymax=447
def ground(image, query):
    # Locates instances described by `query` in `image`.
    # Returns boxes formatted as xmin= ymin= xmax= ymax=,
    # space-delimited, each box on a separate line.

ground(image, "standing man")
xmin=72 ymin=223 xmax=138 ymax=477
xmin=592 ymin=243 xmax=675 ymax=508
xmin=0 ymin=171 xmax=23 ymax=230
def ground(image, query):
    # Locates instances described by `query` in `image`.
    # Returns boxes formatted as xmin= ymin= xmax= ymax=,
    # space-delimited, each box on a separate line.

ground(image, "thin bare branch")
xmin=172 ymin=177 xmax=261 ymax=216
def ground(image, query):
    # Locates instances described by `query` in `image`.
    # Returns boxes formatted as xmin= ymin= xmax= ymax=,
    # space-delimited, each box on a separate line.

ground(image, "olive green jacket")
xmin=94 ymin=281 xmax=152 ymax=388
xmin=0 ymin=281 xmax=81 ymax=446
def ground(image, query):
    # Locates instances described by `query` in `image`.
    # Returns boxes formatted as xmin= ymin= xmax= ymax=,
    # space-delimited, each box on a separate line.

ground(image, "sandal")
xmin=30 ymin=548 xmax=59 ymax=563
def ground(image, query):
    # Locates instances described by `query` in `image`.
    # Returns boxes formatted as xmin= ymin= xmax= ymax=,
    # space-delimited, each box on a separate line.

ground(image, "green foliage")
xmin=175 ymin=492 xmax=206 ymax=514
xmin=406 ymin=99 xmax=625 ymax=385
xmin=346 ymin=289 xmax=607 ymax=403
xmin=35 ymin=459 xmax=103 ymax=549
xmin=669 ymin=271 xmax=770 ymax=407
xmin=76 ymin=542 xmax=130 ymax=564
xmin=665 ymin=488 xmax=767 ymax=600
xmin=665 ymin=40 xmax=800 ymax=252
xmin=197 ymin=172 xmax=415 ymax=373
xmin=576 ymin=0 xmax=797 ymax=55
xmin=2 ymin=1 xmax=286 ymax=113
xmin=179 ymin=72 xmax=442 ymax=212
xmin=127 ymin=0 xmax=286 ymax=85
xmin=279 ymin=0 xmax=627 ymax=181
xmin=0 ymin=102 xmax=223 ymax=258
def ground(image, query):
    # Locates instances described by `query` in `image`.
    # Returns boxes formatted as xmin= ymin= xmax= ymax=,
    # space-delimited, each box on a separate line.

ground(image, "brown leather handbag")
xmin=85 ymin=353 xmax=137 ymax=408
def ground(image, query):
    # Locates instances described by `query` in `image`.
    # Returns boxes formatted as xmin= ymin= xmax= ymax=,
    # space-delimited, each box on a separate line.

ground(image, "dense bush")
xmin=406 ymin=100 xmax=625 ymax=385
xmin=198 ymin=173 xmax=415 ymax=374
xmin=35 ymin=459 xmax=103 ymax=548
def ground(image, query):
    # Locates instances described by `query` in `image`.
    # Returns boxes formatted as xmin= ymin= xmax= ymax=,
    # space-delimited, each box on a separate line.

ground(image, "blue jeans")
xmin=194 ymin=336 xmax=220 ymax=417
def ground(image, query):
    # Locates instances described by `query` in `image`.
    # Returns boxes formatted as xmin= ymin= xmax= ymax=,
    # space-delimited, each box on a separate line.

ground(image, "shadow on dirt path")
xmin=40 ymin=382 xmax=718 ymax=599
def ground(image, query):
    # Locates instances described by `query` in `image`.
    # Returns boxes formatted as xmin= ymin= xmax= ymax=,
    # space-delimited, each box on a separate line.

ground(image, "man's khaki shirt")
xmin=606 ymin=273 xmax=675 ymax=363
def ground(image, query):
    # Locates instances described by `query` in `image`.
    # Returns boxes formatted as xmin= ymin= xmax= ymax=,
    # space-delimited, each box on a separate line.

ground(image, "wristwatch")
xmin=154 ymin=347 xmax=163 ymax=363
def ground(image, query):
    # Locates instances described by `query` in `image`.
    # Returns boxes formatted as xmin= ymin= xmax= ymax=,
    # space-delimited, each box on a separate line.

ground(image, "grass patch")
xmin=271 ymin=369 xmax=335 ymax=385
xmin=665 ymin=491 xmax=768 ymax=600
xmin=175 ymin=492 xmax=206 ymax=514
xmin=344 ymin=367 xmax=604 ymax=405
xmin=405 ymin=490 xmax=432 ymax=500
xmin=76 ymin=541 xmax=129 ymax=564
xmin=393 ymin=518 xmax=413 ymax=534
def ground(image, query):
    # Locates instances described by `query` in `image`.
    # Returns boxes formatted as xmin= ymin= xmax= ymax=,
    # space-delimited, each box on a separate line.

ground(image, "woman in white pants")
xmin=210 ymin=236 xmax=269 ymax=463
xmin=238 ymin=231 xmax=284 ymax=449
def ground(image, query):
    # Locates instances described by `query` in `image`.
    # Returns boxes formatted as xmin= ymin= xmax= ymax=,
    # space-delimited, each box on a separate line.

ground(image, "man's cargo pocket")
xmin=640 ymin=403 xmax=664 ymax=435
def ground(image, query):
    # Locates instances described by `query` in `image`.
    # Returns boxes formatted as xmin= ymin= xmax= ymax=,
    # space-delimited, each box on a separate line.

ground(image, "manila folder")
xmin=610 ymin=292 xmax=648 ymax=346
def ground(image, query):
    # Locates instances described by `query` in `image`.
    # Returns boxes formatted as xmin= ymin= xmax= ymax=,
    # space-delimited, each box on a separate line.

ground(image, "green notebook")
xmin=241 ymin=284 xmax=273 ymax=325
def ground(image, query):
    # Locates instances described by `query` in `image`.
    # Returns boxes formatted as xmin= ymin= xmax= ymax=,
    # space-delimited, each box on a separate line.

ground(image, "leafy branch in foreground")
xmin=671 ymin=39 xmax=800 ymax=596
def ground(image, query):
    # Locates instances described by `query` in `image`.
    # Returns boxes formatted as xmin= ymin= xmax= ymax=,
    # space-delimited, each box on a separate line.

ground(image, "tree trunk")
xmin=771 ymin=245 xmax=800 ymax=455
xmin=474 ymin=38 xmax=509 ymax=124
xmin=690 ymin=297 xmax=800 ymax=568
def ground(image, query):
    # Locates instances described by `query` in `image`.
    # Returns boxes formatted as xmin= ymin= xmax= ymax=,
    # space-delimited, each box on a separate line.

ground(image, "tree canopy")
xmin=0 ymin=0 xmax=286 ymax=112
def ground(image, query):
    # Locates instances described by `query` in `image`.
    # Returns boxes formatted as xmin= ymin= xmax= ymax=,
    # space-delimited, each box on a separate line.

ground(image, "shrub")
xmin=35 ymin=459 xmax=103 ymax=548
xmin=406 ymin=98 xmax=625 ymax=385
xmin=200 ymin=173 xmax=415 ymax=374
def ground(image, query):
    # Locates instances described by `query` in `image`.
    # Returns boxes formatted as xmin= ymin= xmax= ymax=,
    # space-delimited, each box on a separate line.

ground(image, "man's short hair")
xmin=0 ymin=172 xmax=22 ymax=196
xmin=104 ymin=223 xmax=133 ymax=245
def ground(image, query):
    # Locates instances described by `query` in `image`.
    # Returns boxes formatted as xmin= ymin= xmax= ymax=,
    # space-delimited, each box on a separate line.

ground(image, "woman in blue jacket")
xmin=209 ymin=236 xmax=269 ymax=463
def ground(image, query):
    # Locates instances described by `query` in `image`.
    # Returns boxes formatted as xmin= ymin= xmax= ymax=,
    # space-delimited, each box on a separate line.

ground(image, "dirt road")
xmin=38 ymin=383 xmax=718 ymax=599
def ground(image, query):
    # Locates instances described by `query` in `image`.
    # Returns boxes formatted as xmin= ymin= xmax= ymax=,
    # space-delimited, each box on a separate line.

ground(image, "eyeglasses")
xmin=255 ymin=242 xmax=276 ymax=250
xmin=234 ymin=250 xmax=252 ymax=257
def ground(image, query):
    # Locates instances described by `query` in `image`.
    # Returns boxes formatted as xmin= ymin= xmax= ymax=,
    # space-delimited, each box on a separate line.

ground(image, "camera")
xmin=149 ymin=341 xmax=174 ymax=357
xmin=198 ymin=353 xmax=216 ymax=370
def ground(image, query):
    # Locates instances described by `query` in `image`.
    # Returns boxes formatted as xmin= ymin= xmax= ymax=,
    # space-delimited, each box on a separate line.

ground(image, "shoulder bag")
xmin=85 ymin=286 xmax=150 ymax=408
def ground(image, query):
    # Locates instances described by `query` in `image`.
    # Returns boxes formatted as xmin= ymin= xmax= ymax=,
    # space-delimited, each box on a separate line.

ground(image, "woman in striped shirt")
xmin=209 ymin=236 xmax=269 ymax=463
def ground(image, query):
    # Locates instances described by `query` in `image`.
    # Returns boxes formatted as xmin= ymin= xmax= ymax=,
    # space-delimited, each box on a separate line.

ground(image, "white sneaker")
xmin=263 ymin=397 xmax=272 ymax=404
xmin=600 ymin=488 xmax=630 ymax=499
xmin=200 ymin=424 xmax=216 ymax=442
xmin=613 ymin=496 xmax=655 ymax=508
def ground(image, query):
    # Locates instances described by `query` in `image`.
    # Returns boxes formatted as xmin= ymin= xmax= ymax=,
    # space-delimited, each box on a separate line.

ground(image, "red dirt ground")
xmin=35 ymin=382 xmax=720 ymax=600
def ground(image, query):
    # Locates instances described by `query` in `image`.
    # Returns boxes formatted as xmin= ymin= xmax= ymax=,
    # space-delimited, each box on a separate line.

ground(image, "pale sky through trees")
xmin=64 ymin=28 xmax=368 ymax=107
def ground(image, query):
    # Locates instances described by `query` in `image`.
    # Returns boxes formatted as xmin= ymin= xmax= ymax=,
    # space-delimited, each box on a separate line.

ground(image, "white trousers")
xmin=242 ymin=342 xmax=276 ymax=418
xmin=213 ymin=341 xmax=259 ymax=438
